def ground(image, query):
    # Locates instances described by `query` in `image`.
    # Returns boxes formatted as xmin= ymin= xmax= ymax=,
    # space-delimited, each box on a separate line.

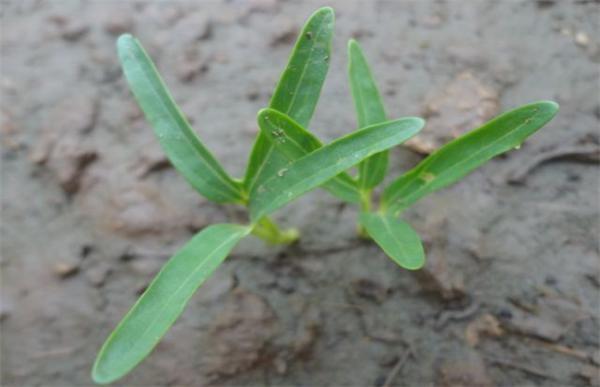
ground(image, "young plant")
xmin=92 ymin=7 xmax=558 ymax=384
xmin=347 ymin=41 xmax=559 ymax=269
xmin=258 ymin=38 xmax=558 ymax=269
xmin=92 ymin=8 xmax=423 ymax=384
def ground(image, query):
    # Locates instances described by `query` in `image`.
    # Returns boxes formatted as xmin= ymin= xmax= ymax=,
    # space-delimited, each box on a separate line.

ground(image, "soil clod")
xmin=205 ymin=290 xmax=278 ymax=381
xmin=405 ymin=71 xmax=500 ymax=154
xmin=436 ymin=351 xmax=494 ymax=387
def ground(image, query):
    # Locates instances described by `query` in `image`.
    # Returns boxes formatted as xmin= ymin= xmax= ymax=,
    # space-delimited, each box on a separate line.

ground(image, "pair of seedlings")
xmin=92 ymin=7 xmax=558 ymax=384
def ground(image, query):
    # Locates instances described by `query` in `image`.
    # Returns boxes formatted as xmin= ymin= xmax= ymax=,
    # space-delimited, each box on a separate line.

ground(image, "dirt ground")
xmin=1 ymin=0 xmax=599 ymax=386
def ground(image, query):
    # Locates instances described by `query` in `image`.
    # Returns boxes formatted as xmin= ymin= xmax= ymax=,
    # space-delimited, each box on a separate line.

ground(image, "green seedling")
xmin=350 ymin=41 xmax=558 ymax=268
xmin=92 ymin=7 xmax=558 ymax=384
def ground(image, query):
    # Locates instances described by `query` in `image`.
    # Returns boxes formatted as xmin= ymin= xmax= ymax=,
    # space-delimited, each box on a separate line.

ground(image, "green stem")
xmin=251 ymin=216 xmax=299 ymax=245
xmin=360 ymin=189 xmax=372 ymax=212
xmin=357 ymin=189 xmax=372 ymax=239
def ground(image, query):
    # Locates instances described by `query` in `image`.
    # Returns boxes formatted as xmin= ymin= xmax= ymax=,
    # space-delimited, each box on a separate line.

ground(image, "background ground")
xmin=1 ymin=0 xmax=599 ymax=386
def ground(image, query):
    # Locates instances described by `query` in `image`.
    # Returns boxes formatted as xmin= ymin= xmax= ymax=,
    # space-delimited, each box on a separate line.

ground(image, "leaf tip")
xmin=404 ymin=116 xmax=426 ymax=135
xmin=537 ymin=100 xmax=560 ymax=114
xmin=347 ymin=38 xmax=363 ymax=60
xmin=116 ymin=33 xmax=134 ymax=49
xmin=413 ymin=116 xmax=426 ymax=129
xmin=316 ymin=6 xmax=334 ymax=17
xmin=256 ymin=107 xmax=271 ymax=120
xmin=116 ymin=34 xmax=140 ymax=64
xmin=91 ymin=341 xmax=127 ymax=385
xmin=90 ymin=358 xmax=114 ymax=385
xmin=403 ymin=257 xmax=426 ymax=271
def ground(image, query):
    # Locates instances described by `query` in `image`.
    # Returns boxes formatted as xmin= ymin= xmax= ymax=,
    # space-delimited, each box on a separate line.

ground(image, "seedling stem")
xmin=251 ymin=216 xmax=299 ymax=245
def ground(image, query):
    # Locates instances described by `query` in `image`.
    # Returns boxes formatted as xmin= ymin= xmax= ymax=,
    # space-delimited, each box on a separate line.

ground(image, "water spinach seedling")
xmin=92 ymin=7 xmax=558 ymax=384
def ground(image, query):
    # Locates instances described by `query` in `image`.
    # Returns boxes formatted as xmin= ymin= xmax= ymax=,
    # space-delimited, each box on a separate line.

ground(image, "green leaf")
xmin=117 ymin=34 xmax=245 ymax=204
xmin=359 ymin=212 xmax=425 ymax=270
xmin=382 ymin=101 xmax=559 ymax=213
xmin=249 ymin=117 xmax=424 ymax=221
xmin=92 ymin=224 xmax=250 ymax=384
xmin=257 ymin=108 xmax=360 ymax=203
xmin=348 ymin=39 xmax=388 ymax=190
xmin=244 ymin=7 xmax=334 ymax=193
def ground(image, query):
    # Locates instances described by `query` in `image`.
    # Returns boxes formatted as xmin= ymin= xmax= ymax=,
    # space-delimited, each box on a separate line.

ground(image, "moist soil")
xmin=1 ymin=1 xmax=599 ymax=386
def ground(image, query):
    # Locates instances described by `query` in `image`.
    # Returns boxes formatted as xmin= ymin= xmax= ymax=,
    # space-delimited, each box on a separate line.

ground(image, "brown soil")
xmin=1 ymin=1 xmax=599 ymax=386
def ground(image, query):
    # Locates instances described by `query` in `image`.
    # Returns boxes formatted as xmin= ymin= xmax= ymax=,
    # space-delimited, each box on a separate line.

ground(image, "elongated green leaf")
xmin=250 ymin=117 xmax=424 ymax=221
xmin=359 ymin=212 xmax=425 ymax=270
xmin=257 ymin=108 xmax=360 ymax=203
xmin=382 ymin=101 xmax=559 ymax=213
xmin=244 ymin=7 xmax=334 ymax=193
xmin=117 ymin=34 xmax=245 ymax=203
xmin=348 ymin=39 xmax=389 ymax=190
xmin=92 ymin=224 xmax=250 ymax=384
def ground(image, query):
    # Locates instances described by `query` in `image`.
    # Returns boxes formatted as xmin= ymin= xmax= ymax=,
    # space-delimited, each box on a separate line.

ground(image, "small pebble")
xmin=544 ymin=275 xmax=558 ymax=286
xmin=559 ymin=27 xmax=573 ymax=37
xmin=536 ymin=0 xmax=556 ymax=8
xmin=497 ymin=308 xmax=513 ymax=320
xmin=86 ymin=264 xmax=112 ymax=287
xmin=0 ymin=300 xmax=12 ymax=322
xmin=60 ymin=22 xmax=89 ymax=41
xmin=246 ymin=90 xmax=260 ymax=101
xmin=378 ymin=353 xmax=400 ymax=367
xmin=54 ymin=262 xmax=79 ymax=278
xmin=575 ymin=32 xmax=590 ymax=47
xmin=104 ymin=14 xmax=133 ymax=35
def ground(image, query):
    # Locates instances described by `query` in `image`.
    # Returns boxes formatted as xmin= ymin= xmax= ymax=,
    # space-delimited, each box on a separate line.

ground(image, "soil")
xmin=1 ymin=1 xmax=599 ymax=386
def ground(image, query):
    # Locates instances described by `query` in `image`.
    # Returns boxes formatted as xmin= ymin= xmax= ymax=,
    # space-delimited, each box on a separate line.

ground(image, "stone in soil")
xmin=30 ymin=95 xmax=99 ymax=194
xmin=171 ymin=12 xmax=212 ymax=44
xmin=84 ymin=263 xmax=112 ymax=287
xmin=204 ymin=290 xmax=278 ymax=381
xmin=465 ymin=313 xmax=504 ymax=347
xmin=501 ymin=291 xmax=585 ymax=342
xmin=49 ymin=15 xmax=89 ymax=42
xmin=436 ymin=350 xmax=495 ymax=387
xmin=54 ymin=261 xmax=80 ymax=279
xmin=415 ymin=218 xmax=466 ymax=301
xmin=103 ymin=14 xmax=133 ymax=36
xmin=105 ymin=183 xmax=194 ymax=237
xmin=131 ymin=140 xmax=171 ymax=178
xmin=349 ymin=278 xmax=390 ymax=304
xmin=269 ymin=17 xmax=297 ymax=47
xmin=175 ymin=50 xmax=208 ymax=83
xmin=406 ymin=71 xmax=500 ymax=154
